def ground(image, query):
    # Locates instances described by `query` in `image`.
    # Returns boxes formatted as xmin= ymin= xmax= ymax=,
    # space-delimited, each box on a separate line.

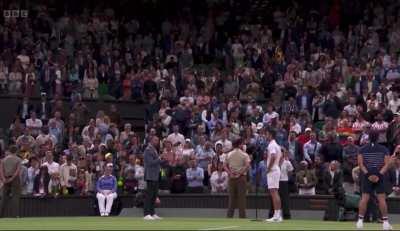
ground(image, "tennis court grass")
xmin=0 ymin=217 xmax=394 ymax=230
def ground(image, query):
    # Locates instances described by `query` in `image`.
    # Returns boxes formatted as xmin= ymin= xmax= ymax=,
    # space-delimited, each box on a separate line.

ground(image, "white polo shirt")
xmin=267 ymin=139 xmax=282 ymax=171
xmin=42 ymin=161 xmax=60 ymax=175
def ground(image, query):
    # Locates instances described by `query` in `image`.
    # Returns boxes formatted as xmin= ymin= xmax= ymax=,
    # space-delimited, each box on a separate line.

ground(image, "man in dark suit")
xmin=143 ymin=136 xmax=164 ymax=220
xmin=322 ymin=160 xmax=344 ymax=195
xmin=16 ymin=97 xmax=34 ymax=122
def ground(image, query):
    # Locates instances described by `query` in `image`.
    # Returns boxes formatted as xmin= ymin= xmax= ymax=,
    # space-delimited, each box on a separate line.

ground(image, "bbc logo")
xmin=3 ymin=10 xmax=28 ymax=18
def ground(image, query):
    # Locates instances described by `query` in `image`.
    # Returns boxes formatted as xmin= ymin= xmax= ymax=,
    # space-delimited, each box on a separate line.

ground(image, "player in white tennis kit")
xmin=265 ymin=129 xmax=283 ymax=222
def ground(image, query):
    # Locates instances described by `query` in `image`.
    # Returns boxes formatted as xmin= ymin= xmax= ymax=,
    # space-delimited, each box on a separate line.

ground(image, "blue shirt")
xmin=359 ymin=143 xmax=389 ymax=174
xmin=186 ymin=167 xmax=204 ymax=188
xmin=96 ymin=175 xmax=117 ymax=192
xmin=257 ymin=160 xmax=268 ymax=188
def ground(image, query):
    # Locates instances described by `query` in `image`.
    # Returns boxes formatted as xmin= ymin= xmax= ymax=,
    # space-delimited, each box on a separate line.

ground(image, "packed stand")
xmin=0 ymin=0 xmax=400 ymax=203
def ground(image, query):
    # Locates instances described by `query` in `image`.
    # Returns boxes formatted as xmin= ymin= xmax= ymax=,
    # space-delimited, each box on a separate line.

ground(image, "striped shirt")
xmin=359 ymin=143 xmax=389 ymax=174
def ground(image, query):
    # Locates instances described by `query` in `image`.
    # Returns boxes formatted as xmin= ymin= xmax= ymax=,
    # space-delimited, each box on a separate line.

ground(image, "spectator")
xmin=96 ymin=163 xmax=117 ymax=216
xmin=27 ymin=157 xmax=40 ymax=195
xmin=195 ymin=140 xmax=215 ymax=185
xmin=167 ymin=125 xmax=185 ymax=146
xmin=20 ymin=160 xmax=29 ymax=195
xmin=134 ymin=158 xmax=145 ymax=193
xmin=48 ymin=172 xmax=62 ymax=196
xmin=185 ymin=159 xmax=204 ymax=193
xmin=388 ymin=157 xmax=400 ymax=198
xmin=322 ymin=161 xmax=344 ymax=195
xmin=33 ymin=166 xmax=50 ymax=197
xmin=123 ymin=169 xmax=138 ymax=195
xmin=371 ymin=113 xmax=389 ymax=145
xmin=83 ymin=72 xmax=99 ymax=99
xmin=42 ymin=151 xmax=60 ymax=176
xmin=296 ymin=161 xmax=317 ymax=195
xmin=25 ymin=111 xmax=43 ymax=137
xmin=119 ymin=123 xmax=133 ymax=145
xmin=254 ymin=152 xmax=269 ymax=192
xmin=161 ymin=140 xmax=176 ymax=167
xmin=210 ymin=162 xmax=228 ymax=193
xmin=387 ymin=113 xmax=400 ymax=151
xmin=170 ymin=158 xmax=187 ymax=194
xmin=342 ymin=136 xmax=359 ymax=193
xmin=320 ymin=133 xmax=343 ymax=163
xmin=278 ymin=148 xmax=294 ymax=219
xmin=286 ymin=131 xmax=302 ymax=163
xmin=303 ymin=132 xmax=322 ymax=163
xmin=60 ymin=155 xmax=77 ymax=195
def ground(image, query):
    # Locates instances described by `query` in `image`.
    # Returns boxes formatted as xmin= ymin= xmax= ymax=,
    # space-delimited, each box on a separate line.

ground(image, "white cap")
xmin=106 ymin=163 xmax=113 ymax=168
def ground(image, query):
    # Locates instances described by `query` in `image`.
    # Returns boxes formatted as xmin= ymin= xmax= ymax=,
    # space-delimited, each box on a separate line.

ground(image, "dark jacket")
xmin=143 ymin=144 xmax=161 ymax=181
xmin=323 ymin=97 xmax=342 ymax=119
xmin=320 ymin=142 xmax=343 ymax=162
xmin=322 ymin=170 xmax=344 ymax=195
xmin=170 ymin=164 xmax=187 ymax=194
xmin=284 ymin=140 xmax=302 ymax=163
xmin=33 ymin=174 xmax=50 ymax=195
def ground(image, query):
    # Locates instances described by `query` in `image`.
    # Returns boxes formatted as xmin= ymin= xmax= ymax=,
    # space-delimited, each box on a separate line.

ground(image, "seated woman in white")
xmin=96 ymin=163 xmax=118 ymax=216
xmin=210 ymin=162 xmax=228 ymax=193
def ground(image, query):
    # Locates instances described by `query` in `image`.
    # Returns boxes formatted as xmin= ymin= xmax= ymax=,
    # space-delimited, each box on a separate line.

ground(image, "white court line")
xmin=199 ymin=226 xmax=239 ymax=231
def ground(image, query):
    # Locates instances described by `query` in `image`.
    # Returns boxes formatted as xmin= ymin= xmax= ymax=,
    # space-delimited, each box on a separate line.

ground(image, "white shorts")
xmin=267 ymin=169 xmax=281 ymax=189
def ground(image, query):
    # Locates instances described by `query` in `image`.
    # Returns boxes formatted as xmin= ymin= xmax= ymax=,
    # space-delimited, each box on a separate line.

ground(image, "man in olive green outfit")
xmin=224 ymin=138 xmax=250 ymax=218
xmin=0 ymin=146 xmax=22 ymax=217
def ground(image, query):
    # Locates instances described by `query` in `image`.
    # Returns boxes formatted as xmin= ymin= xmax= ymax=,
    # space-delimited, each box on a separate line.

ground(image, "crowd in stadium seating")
xmin=1 ymin=0 xmax=400 ymax=204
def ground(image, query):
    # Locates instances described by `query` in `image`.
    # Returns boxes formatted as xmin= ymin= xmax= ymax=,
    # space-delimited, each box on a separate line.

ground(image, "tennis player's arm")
xmin=357 ymin=153 xmax=368 ymax=175
xmin=379 ymin=155 xmax=391 ymax=175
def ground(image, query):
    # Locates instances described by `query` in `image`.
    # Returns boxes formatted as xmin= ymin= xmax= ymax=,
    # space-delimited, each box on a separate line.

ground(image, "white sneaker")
xmin=383 ymin=222 xmax=393 ymax=230
xmin=100 ymin=212 xmax=105 ymax=217
xmin=144 ymin=215 xmax=155 ymax=221
xmin=152 ymin=214 xmax=162 ymax=220
xmin=104 ymin=213 xmax=109 ymax=217
xmin=356 ymin=219 xmax=363 ymax=229
xmin=265 ymin=217 xmax=283 ymax=223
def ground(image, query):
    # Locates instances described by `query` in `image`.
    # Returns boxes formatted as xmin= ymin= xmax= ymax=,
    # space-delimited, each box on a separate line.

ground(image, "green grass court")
xmin=0 ymin=217 xmax=396 ymax=230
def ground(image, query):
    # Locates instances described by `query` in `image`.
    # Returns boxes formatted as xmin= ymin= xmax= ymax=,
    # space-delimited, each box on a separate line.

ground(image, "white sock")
xmin=274 ymin=210 xmax=281 ymax=218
